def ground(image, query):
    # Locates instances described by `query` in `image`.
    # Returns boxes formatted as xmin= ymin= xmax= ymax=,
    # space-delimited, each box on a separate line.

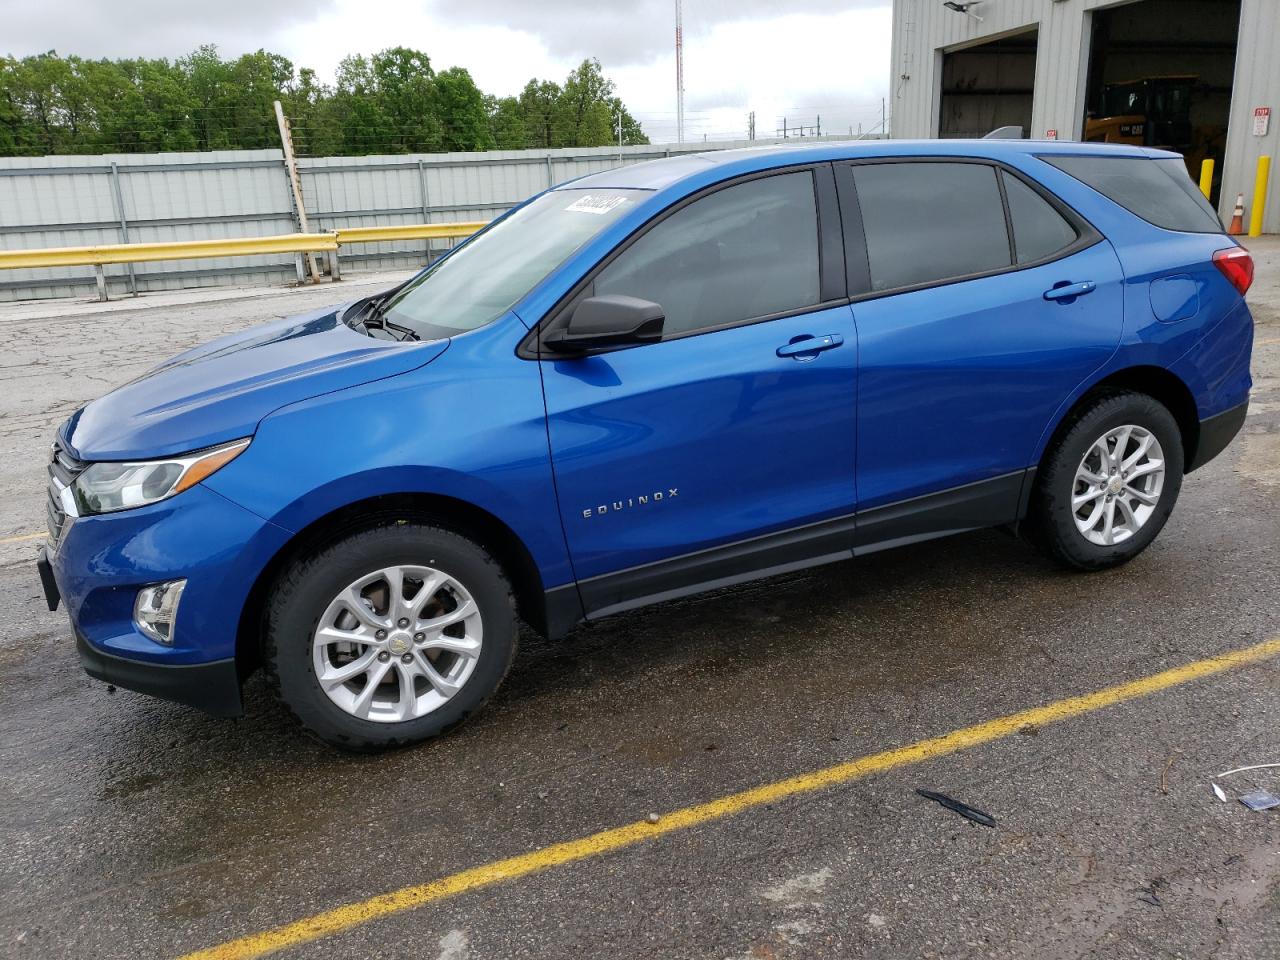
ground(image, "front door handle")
xmin=1043 ymin=281 xmax=1096 ymax=302
xmin=776 ymin=333 xmax=844 ymax=359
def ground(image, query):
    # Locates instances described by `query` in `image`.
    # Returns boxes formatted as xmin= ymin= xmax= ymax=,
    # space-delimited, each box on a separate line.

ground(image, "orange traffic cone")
xmin=1228 ymin=193 xmax=1246 ymax=235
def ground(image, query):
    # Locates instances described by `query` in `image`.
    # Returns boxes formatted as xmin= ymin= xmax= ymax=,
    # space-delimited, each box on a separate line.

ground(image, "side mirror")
xmin=543 ymin=295 xmax=665 ymax=353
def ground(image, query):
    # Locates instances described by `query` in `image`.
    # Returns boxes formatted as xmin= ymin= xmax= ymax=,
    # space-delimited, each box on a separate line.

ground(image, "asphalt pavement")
xmin=1 ymin=243 xmax=1278 ymax=959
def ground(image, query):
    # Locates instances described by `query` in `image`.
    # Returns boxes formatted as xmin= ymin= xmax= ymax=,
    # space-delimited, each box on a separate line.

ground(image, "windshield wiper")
xmin=347 ymin=293 xmax=419 ymax=342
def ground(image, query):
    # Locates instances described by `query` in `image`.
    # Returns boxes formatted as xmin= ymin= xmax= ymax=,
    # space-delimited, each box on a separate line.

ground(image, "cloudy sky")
xmin=3 ymin=0 xmax=893 ymax=143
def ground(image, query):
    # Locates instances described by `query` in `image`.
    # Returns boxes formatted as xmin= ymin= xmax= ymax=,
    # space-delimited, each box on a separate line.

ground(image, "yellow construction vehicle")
xmin=1085 ymin=75 xmax=1197 ymax=151
xmin=1084 ymin=74 xmax=1228 ymax=191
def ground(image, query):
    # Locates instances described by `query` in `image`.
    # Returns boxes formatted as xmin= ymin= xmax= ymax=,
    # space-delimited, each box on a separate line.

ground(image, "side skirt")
xmin=543 ymin=469 xmax=1030 ymax=635
xmin=852 ymin=469 xmax=1029 ymax=556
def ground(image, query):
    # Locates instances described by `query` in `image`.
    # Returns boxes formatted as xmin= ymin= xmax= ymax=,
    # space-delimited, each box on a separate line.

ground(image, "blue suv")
xmin=38 ymin=141 xmax=1254 ymax=750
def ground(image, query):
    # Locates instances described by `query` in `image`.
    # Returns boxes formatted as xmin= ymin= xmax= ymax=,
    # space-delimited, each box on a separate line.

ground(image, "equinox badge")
xmin=582 ymin=488 xmax=679 ymax=519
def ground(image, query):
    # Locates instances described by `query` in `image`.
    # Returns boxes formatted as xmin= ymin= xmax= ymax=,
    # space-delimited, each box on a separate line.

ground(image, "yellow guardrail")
xmin=0 ymin=233 xmax=338 ymax=271
xmin=0 ymin=221 xmax=488 ymax=300
xmin=333 ymin=221 xmax=486 ymax=245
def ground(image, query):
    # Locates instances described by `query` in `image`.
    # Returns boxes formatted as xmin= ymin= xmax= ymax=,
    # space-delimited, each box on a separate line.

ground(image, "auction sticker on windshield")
xmin=565 ymin=195 xmax=631 ymax=215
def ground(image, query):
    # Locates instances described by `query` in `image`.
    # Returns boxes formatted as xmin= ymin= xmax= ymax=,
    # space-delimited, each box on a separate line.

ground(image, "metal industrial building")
xmin=890 ymin=0 xmax=1278 ymax=232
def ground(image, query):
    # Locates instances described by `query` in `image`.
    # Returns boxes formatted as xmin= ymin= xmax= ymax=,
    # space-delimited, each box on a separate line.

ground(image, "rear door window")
xmin=1001 ymin=171 xmax=1079 ymax=264
xmin=850 ymin=162 xmax=1011 ymax=292
xmin=1041 ymin=155 xmax=1222 ymax=233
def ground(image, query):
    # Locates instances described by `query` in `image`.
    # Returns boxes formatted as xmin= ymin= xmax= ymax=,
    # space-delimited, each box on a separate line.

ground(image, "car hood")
xmin=65 ymin=304 xmax=449 ymax=460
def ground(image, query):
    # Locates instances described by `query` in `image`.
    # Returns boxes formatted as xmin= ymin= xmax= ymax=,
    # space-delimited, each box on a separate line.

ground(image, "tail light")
xmin=1213 ymin=247 xmax=1254 ymax=296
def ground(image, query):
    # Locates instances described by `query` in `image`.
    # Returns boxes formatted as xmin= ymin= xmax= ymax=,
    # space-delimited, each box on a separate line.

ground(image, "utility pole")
xmin=675 ymin=0 xmax=685 ymax=144
xmin=616 ymin=107 xmax=623 ymax=163
xmin=882 ymin=98 xmax=887 ymax=139
xmin=816 ymin=114 xmax=821 ymax=138
xmin=748 ymin=110 xmax=755 ymax=141
xmin=274 ymin=100 xmax=320 ymax=283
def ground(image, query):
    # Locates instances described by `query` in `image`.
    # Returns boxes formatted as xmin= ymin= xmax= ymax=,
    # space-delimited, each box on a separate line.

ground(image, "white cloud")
xmin=611 ymin=6 xmax=894 ymax=142
xmin=4 ymin=0 xmax=893 ymax=145
xmin=2 ymin=0 xmax=336 ymax=60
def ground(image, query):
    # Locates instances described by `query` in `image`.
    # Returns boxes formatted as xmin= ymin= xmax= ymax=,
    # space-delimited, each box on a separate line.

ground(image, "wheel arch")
xmin=234 ymin=492 xmax=568 ymax=678
xmin=1038 ymin=365 xmax=1200 ymax=476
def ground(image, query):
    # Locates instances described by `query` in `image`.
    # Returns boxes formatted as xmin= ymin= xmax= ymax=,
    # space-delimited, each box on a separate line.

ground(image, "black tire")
xmin=1030 ymin=390 xmax=1184 ymax=571
xmin=264 ymin=523 xmax=517 ymax=751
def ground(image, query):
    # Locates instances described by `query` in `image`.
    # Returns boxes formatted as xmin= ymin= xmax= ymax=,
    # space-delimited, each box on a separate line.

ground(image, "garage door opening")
xmin=938 ymin=29 xmax=1038 ymax=139
xmin=1084 ymin=0 xmax=1241 ymax=204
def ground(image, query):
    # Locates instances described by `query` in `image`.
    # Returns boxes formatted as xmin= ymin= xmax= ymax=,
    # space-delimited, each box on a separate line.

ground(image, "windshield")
xmin=378 ymin=188 xmax=647 ymax=339
xmin=1102 ymin=83 xmax=1144 ymax=117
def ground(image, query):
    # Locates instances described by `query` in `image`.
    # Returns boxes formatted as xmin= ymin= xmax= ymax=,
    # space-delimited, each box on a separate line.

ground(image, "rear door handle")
xmin=1043 ymin=281 xmax=1096 ymax=302
xmin=777 ymin=334 xmax=844 ymax=359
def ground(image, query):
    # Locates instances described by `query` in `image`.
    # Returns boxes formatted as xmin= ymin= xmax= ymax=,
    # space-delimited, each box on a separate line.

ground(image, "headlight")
xmin=72 ymin=438 xmax=250 ymax=515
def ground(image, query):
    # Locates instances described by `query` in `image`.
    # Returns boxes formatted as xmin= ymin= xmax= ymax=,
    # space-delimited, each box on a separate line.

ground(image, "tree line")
xmin=0 ymin=46 xmax=648 ymax=157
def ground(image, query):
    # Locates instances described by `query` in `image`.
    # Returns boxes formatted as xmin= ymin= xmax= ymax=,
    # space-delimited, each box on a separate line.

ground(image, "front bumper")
xmin=43 ymin=482 xmax=292 ymax=716
xmin=75 ymin=627 xmax=243 ymax=717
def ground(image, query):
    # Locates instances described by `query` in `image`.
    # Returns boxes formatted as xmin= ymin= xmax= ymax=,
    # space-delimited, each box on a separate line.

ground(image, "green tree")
xmin=517 ymin=79 xmax=563 ymax=148
xmin=370 ymin=47 xmax=439 ymax=151
xmin=507 ymin=60 xmax=648 ymax=150
xmin=559 ymin=59 xmax=617 ymax=146
xmin=434 ymin=67 xmax=493 ymax=152
xmin=0 ymin=63 xmax=22 ymax=155
xmin=330 ymin=53 xmax=395 ymax=154
xmin=179 ymin=46 xmax=292 ymax=150
xmin=487 ymin=95 xmax=526 ymax=150
xmin=0 ymin=47 xmax=647 ymax=157
xmin=281 ymin=67 xmax=340 ymax=157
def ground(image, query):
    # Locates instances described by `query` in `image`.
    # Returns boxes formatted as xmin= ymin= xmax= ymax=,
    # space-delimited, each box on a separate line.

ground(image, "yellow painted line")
xmin=181 ymin=634 xmax=1280 ymax=960
xmin=0 ymin=531 xmax=43 ymax=545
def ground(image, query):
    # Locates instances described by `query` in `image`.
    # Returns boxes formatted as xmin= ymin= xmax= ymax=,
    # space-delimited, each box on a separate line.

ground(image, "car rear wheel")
xmin=1031 ymin=390 xmax=1184 ymax=571
xmin=265 ymin=523 xmax=517 ymax=751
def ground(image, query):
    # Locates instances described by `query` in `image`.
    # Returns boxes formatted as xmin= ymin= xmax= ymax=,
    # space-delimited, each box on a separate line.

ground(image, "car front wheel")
xmin=264 ymin=523 xmax=517 ymax=751
xmin=1031 ymin=390 xmax=1184 ymax=571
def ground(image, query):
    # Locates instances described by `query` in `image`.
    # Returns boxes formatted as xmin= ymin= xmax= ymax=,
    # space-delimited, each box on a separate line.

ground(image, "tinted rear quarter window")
xmin=1001 ymin=172 xmax=1079 ymax=264
xmin=851 ymin=162 xmax=1011 ymax=292
xmin=1042 ymin=155 xmax=1222 ymax=233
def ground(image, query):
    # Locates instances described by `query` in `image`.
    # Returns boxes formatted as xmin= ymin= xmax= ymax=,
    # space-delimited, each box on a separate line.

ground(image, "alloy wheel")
xmin=1071 ymin=424 xmax=1166 ymax=547
xmin=311 ymin=565 xmax=483 ymax=723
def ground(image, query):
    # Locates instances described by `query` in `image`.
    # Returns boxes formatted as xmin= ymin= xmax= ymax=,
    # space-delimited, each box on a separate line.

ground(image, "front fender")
xmin=203 ymin=316 xmax=575 ymax=589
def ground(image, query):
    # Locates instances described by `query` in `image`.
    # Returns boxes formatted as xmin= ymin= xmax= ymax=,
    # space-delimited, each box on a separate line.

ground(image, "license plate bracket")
xmin=37 ymin=547 xmax=60 ymax=612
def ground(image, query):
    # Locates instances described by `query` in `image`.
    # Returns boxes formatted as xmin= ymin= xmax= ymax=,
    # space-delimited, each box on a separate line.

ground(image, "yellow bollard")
xmin=1199 ymin=158 xmax=1215 ymax=200
xmin=1248 ymin=155 xmax=1271 ymax=238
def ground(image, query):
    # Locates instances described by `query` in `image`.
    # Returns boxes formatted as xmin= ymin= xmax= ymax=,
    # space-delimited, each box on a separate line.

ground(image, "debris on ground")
xmin=1237 ymin=789 xmax=1280 ymax=812
xmin=914 ymin=789 xmax=996 ymax=828
xmin=1161 ymin=756 xmax=1174 ymax=793
xmin=1141 ymin=880 xmax=1172 ymax=911
xmin=1217 ymin=762 xmax=1280 ymax=778
xmin=646 ymin=812 xmax=660 ymax=824
xmin=1210 ymin=762 xmax=1280 ymax=807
